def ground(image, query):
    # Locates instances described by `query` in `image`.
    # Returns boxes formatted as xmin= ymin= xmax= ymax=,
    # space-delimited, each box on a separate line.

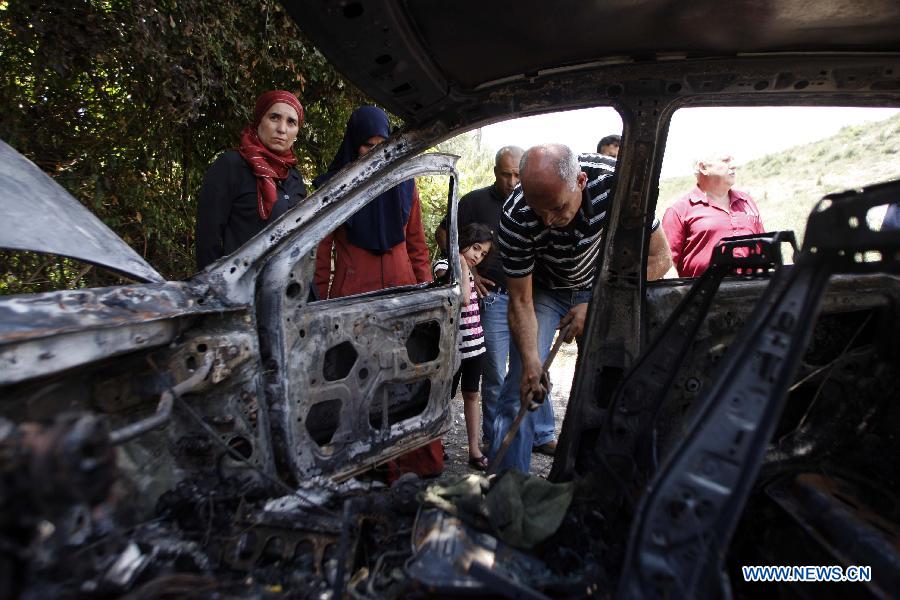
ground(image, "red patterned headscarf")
xmin=238 ymin=90 xmax=305 ymax=219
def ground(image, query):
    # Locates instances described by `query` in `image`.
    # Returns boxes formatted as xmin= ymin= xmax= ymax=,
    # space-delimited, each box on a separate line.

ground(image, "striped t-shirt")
xmin=499 ymin=154 xmax=616 ymax=290
xmin=433 ymin=259 xmax=486 ymax=359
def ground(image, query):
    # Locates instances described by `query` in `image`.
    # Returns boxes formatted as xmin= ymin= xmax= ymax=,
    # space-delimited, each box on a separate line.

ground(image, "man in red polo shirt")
xmin=662 ymin=153 xmax=765 ymax=277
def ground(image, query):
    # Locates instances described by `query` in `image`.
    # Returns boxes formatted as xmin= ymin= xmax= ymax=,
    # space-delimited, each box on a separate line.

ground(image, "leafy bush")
xmin=417 ymin=131 xmax=495 ymax=259
xmin=1 ymin=0 xmax=367 ymax=292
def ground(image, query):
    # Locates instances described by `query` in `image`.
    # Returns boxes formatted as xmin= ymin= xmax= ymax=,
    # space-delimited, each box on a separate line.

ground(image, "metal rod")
xmin=333 ymin=498 xmax=354 ymax=598
xmin=110 ymin=353 xmax=213 ymax=445
xmin=488 ymin=325 xmax=569 ymax=475
xmin=468 ymin=561 xmax=551 ymax=600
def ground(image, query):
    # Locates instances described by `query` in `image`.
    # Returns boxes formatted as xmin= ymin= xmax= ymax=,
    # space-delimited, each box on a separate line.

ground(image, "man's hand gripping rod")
xmin=487 ymin=324 xmax=570 ymax=475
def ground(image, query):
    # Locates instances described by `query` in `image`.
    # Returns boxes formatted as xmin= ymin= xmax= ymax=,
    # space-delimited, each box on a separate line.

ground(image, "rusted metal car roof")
xmin=282 ymin=0 xmax=900 ymax=122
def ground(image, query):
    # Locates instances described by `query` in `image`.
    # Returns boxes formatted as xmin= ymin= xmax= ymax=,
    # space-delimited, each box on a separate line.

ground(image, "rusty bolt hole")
xmin=227 ymin=436 xmax=253 ymax=460
xmin=667 ymin=499 xmax=688 ymax=520
xmin=236 ymin=531 xmax=258 ymax=561
xmin=260 ymin=536 xmax=286 ymax=564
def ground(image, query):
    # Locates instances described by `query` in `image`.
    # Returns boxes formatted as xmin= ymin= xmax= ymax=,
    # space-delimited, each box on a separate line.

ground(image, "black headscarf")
xmin=313 ymin=106 xmax=414 ymax=253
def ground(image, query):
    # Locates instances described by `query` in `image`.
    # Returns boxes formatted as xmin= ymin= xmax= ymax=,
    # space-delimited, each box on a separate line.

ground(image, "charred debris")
xmin=1 ymin=183 xmax=899 ymax=598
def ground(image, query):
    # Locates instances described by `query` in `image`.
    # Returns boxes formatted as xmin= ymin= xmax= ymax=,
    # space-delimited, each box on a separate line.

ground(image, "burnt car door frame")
xmin=252 ymin=151 xmax=464 ymax=482
xmin=550 ymin=55 xmax=900 ymax=483
xmin=619 ymin=180 xmax=900 ymax=598
xmin=1 ymin=143 xmax=465 ymax=501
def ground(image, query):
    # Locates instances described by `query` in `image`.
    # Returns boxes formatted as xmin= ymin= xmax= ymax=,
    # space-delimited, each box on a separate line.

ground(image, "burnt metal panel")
xmin=279 ymin=1 xmax=449 ymax=122
xmin=407 ymin=0 xmax=900 ymax=89
xmin=0 ymin=140 xmax=163 ymax=283
xmin=107 ymin=312 xmax=275 ymax=513
xmin=555 ymin=233 xmax=797 ymax=517
xmin=767 ymin=473 xmax=900 ymax=597
xmin=282 ymin=1 xmax=900 ymax=123
xmin=549 ymin=56 xmax=900 ymax=485
xmin=618 ymin=181 xmax=900 ymax=598
xmin=0 ymin=282 xmax=231 ymax=386
xmin=255 ymin=152 xmax=462 ymax=481
xmin=625 ymin=272 xmax=899 ymax=474
xmin=271 ymin=291 xmax=457 ymax=482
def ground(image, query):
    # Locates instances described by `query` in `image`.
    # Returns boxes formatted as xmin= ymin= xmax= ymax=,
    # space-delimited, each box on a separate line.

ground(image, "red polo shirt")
xmin=662 ymin=186 xmax=765 ymax=277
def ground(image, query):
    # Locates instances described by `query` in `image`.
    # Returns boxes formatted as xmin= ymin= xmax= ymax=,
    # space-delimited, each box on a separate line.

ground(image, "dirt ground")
xmin=437 ymin=341 xmax=580 ymax=481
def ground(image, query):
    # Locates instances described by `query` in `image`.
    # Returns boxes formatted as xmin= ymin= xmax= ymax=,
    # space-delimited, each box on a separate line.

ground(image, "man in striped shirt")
xmin=489 ymin=143 xmax=671 ymax=473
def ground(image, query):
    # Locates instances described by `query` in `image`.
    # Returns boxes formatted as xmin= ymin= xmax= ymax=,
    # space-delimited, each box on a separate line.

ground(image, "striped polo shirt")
xmin=433 ymin=259 xmax=486 ymax=359
xmin=498 ymin=154 xmax=616 ymax=290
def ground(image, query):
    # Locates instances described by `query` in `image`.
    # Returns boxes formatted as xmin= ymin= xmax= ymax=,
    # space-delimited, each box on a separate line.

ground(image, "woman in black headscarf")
xmin=313 ymin=106 xmax=439 ymax=482
xmin=313 ymin=106 xmax=431 ymax=299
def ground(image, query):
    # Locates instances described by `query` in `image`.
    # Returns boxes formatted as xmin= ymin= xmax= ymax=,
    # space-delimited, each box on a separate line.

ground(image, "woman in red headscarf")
xmin=195 ymin=90 xmax=307 ymax=270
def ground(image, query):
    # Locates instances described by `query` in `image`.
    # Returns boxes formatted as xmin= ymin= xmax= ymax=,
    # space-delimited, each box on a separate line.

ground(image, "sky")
xmin=477 ymin=106 xmax=900 ymax=178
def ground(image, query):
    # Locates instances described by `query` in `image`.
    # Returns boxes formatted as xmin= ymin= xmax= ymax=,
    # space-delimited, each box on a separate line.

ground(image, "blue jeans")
xmin=481 ymin=291 xmax=557 ymax=447
xmin=487 ymin=286 xmax=592 ymax=473
xmin=479 ymin=291 xmax=509 ymax=446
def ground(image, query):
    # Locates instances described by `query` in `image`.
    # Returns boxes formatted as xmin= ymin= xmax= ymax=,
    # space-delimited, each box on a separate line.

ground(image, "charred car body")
xmin=1 ymin=0 xmax=900 ymax=597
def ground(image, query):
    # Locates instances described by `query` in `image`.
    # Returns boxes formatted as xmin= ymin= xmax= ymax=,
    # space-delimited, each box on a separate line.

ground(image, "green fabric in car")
xmin=421 ymin=470 xmax=574 ymax=549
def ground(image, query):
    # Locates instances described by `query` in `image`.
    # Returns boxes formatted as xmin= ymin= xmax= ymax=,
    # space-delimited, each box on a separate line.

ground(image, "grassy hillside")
xmin=656 ymin=113 xmax=900 ymax=247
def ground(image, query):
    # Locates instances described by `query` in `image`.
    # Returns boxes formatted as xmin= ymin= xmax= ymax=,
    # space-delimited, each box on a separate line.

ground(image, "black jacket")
xmin=195 ymin=150 xmax=307 ymax=270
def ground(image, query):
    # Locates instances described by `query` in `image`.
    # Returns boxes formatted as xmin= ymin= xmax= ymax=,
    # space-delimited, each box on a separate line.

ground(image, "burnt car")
xmin=2 ymin=0 xmax=900 ymax=598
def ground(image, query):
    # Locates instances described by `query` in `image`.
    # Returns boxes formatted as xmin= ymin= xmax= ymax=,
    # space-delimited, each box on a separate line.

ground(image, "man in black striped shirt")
xmin=488 ymin=144 xmax=615 ymax=473
xmin=489 ymin=144 xmax=671 ymax=473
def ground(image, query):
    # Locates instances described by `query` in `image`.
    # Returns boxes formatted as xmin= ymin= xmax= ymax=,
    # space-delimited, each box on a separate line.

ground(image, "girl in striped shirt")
xmin=433 ymin=223 xmax=493 ymax=470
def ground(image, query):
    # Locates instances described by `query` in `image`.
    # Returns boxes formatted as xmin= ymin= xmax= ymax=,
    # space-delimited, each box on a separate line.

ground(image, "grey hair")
xmin=495 ymin=145 xmax=524 ymax=167
xmin=520 ymin=144 xmax=579 ymax=191
xmin=693 ymin=152 xmax=733 ymax=179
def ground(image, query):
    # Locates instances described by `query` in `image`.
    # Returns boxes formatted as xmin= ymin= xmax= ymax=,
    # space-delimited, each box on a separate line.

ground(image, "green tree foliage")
xmin=416 ymin=130 xmax=495 ymax=259
xmin=0 ymin=0 xmax=367 ymax=291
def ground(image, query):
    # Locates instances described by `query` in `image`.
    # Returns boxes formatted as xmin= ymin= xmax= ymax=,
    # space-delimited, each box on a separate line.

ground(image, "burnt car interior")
xmin=2 ymin=0 xmax=900 ymax=597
